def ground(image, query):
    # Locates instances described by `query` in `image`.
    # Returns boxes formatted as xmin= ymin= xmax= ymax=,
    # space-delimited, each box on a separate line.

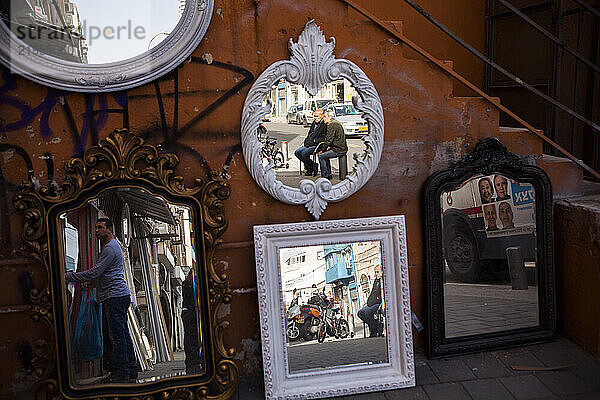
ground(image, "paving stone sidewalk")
xmin=232 ymin=338 xmax=600 ymax=399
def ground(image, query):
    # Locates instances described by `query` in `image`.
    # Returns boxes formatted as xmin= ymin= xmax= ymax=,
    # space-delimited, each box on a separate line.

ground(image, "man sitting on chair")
xmin=294 ymin=109 xmax=326 ymax=176
xmin=317 ymin=111 xmax=348 ymax=180
xmin=357 ymin=265 xmax=383 ymax=337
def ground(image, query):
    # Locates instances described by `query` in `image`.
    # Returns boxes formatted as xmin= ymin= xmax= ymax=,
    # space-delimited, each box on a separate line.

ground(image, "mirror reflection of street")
xmin=60 ymin=187 xmax=205 ymax=386
xmin=260 ymin=77 xmax=368 ymax=187
xmin=280 ymin=242 xmax=388 ymax=373
xmin=263 ymin=121 xmax=366 ymax=187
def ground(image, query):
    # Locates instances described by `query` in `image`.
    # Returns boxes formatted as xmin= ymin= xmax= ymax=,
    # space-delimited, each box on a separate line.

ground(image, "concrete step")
xmin=496 ymin=126 xmax=543 ymax=157
xmin=540 ymin=155 xmax=585 ymax=199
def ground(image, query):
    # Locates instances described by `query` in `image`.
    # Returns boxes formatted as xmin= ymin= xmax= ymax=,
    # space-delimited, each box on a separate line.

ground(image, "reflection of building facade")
xmin=2 ymin=0 xmax=88 ymax=63
xmin=178 ymin=0 xmax=186 ymax=16
xmin=60 ymin=188 xmax=200 ymax=381
xmin=352 ymin=241 xmax=383 ymax=308
xmin=280 ymin=247 xmax=326 ymax=306
xmin=324 ymin=244 xmax=358 ymax=317
xmin=266 ymin=79 xmax=358 ymax=119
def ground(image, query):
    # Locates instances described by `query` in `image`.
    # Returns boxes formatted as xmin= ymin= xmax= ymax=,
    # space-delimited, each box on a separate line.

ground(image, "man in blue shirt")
xmin=66 ymin=217 xmax=137 ymax=382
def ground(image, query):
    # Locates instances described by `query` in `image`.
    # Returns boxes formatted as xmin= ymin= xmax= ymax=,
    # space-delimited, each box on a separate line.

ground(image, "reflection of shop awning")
xmin=99 ymin=189 xmax=176 ymax=225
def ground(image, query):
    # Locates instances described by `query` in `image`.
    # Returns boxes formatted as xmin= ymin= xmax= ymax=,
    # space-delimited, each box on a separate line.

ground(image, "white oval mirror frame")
xmin=241 ymin=20 xmax=384 ymax=219
xmin=0 ymin=0 xmax=213 ymax=92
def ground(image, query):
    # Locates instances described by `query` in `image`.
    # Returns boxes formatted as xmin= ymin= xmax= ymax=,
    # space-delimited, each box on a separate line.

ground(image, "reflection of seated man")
xmin=182 ymin=270 xmax=203 ymax=375
xmin=498 ymin=201 xmax=515 ymax=229
xmin=65 ymin=218 xmax=137 ymax=383
xmin=357 ymin=266 xmax=383 ymax=338
xmin=294 ymin=109 xmax=326 ymax=176
xmin=483 ymin=204 xmax=499 ymax=231
xmin=478 ymin=177 xmax=495 ymax=204
xmin=317 ymin=112 xmax=348 ymax=180
xmin=494 ymin=175 xmax=510 ymax=201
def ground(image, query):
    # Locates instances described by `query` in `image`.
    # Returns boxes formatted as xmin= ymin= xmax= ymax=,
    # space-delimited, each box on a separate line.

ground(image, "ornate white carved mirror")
xmin=241 ymin=20 xmax=384 ymax=219
xmin=0 ymin=0 xmax=213 ymax=91
xmin=254 ymin=216 xmax=415 ymax=399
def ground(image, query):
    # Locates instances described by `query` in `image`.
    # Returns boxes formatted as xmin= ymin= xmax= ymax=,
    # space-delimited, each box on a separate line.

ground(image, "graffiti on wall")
xmin=0 ymin=57 xmax=254 ymax=249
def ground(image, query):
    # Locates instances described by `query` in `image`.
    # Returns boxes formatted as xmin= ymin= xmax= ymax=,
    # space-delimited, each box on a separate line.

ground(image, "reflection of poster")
xmin=483 ymin=177 xmax=535 ymax=238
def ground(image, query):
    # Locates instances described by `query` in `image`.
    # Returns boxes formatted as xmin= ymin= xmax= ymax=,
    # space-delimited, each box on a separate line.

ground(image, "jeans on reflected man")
xmin=294 ymin=145 xmax=317 ymax=173
xmin=104 ymin=295 xmax=137 ymax=378
xmin=357 ymin=303 xmax=381 ymax=336
xmin=318 ymin=150 xmax=344 ymax=179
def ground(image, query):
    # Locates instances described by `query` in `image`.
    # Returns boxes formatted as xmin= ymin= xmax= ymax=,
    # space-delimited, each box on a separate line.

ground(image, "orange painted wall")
xmin=0 ymin=1 xmax=546 ymax=395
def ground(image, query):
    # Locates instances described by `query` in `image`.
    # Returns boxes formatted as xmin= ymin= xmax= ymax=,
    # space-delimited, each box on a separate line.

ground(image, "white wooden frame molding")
xmin=253 ymin=216 xmax=415 ymax=399
xmin=241 ymin=20 xmax=384 ymax=219
xmin=0 ymin=0 xmax=213 ymax=92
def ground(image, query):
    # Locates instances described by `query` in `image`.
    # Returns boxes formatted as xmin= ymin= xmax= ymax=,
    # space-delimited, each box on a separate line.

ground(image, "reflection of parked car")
xmin=323 ymin=103 xmax=369 ymax=138
xmin=301 ymin=98 xmax=335 ymax=126
xmin=286 ymin=104 xmax=304 ymax=124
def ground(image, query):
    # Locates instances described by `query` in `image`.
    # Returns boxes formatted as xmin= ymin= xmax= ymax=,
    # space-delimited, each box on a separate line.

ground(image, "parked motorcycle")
xmin=332 ymin=306 xmax=350 ymax=339
xmin=286 ymin=303 xmax=302 ymax=342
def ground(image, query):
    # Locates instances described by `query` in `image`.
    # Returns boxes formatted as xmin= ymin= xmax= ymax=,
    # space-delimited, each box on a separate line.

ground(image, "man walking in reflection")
xmin=65 ymin=218 xmax=138 ymax=383
xmin=357 ymin=265 xmax=383 ymax=338
xmin=317 ymin=111 xmax=348 ymax=180
xmin=294 ymin=108 xmax=327 ymax=176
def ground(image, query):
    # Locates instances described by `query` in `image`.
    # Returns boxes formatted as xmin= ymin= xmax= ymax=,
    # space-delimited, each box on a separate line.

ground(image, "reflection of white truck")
xmin=441 ymin=175 xmax=536 ymax=282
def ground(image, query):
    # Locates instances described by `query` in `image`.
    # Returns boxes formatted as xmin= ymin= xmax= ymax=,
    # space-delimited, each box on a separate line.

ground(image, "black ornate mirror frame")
xmin=13 ymin=129 xmax=238 ymax=398
xmin=423 ymin=138 xmax=556 ymax=358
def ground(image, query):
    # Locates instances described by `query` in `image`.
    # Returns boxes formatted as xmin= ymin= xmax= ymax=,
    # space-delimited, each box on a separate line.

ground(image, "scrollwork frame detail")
xmin=13 ymin=128 xmax=238 ymax=399
xmin=0 ymin=0 xmax=213 ymax=92
xmin=241 ymin=20 xmax=384 ymax=219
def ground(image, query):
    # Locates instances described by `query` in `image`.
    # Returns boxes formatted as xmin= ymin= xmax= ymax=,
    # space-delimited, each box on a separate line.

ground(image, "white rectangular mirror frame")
xmin=253 ymin=216 xmax=415 ymax=399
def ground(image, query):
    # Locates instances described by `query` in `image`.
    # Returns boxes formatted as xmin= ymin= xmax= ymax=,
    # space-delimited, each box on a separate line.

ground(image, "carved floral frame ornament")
xmin=0 ymin=1 xmax=213 ymax=92
xmin=13 ymin=129 xmax=238 ymax=399
xmin=424 ymin=138 xmax=556 ymax=358
xmin=254 ymin=216 xmax=415 ymax=399
xmin=241 ymin=20 xmax=384 ymax=219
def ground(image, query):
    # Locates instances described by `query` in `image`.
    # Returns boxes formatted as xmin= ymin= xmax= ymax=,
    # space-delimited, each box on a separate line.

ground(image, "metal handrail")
xmin=572 ymin=0 xmax=600 ymax=18
xmin=495 ymin=0 xmax=600 ymax=75
xmin=339 ymin=0 xmax=600 ymax=180
xmin=403 ymin=0 xmax=600 ymax=136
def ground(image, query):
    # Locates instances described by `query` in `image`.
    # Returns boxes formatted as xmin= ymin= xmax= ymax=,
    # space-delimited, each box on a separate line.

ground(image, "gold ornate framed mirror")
xmin=13 ymin=129 xmax=238 ymax=398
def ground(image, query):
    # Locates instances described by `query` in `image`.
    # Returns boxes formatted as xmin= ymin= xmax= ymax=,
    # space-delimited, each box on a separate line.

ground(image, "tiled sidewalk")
xmin=233 ymin=338 xmax=600 ymax=399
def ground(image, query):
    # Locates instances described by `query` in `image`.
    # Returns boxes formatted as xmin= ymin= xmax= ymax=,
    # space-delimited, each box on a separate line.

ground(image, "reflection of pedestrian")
xmin=317 ymin=112 xmax=348 ymax=180
xmin=182 ymin=270 xmax=203 ymax=375
xmin=294 ymin=109 xmax=326 ymax=176
xmin=65 ymin=218 xmax=137 ymax=382
xmin=494 ymin=175 xmax=510 ymax=201
xmin=483 ymin=204 xmax=499 ymax=231
xmin=357 ymin=266 xmax=383 ymax=338
xmin=478 ymin=177 xmax=495 ymax=204
xmin=498 ymin=201 xmax=515 ymax=229
xmin=290 ymin=288 xmax=300 ymax=307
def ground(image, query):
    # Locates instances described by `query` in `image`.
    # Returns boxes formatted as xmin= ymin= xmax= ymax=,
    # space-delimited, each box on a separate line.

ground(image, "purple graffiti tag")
xmin=0 ymin=69 xmax=59 ymax=138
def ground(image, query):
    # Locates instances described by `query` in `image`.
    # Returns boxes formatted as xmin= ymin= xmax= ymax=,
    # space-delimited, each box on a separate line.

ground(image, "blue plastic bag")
xmin=73 ymin=288 xmax=103 ymax=360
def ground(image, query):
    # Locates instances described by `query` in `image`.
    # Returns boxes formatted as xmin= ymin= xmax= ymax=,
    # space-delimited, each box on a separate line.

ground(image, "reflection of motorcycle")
xmin=317 ymin=301 xmax=350 ymax=343
xmin=332 ymin=307 xmax=350 ymax=339
xmin=297 ymin=302 xmax=322 ymax=341
xmin=286 ymin=303 xmax=301 ymax=341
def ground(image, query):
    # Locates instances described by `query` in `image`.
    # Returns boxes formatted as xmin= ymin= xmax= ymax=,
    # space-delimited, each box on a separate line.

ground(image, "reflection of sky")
xmin=75 ymin=0 xmax=181 ymax=64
